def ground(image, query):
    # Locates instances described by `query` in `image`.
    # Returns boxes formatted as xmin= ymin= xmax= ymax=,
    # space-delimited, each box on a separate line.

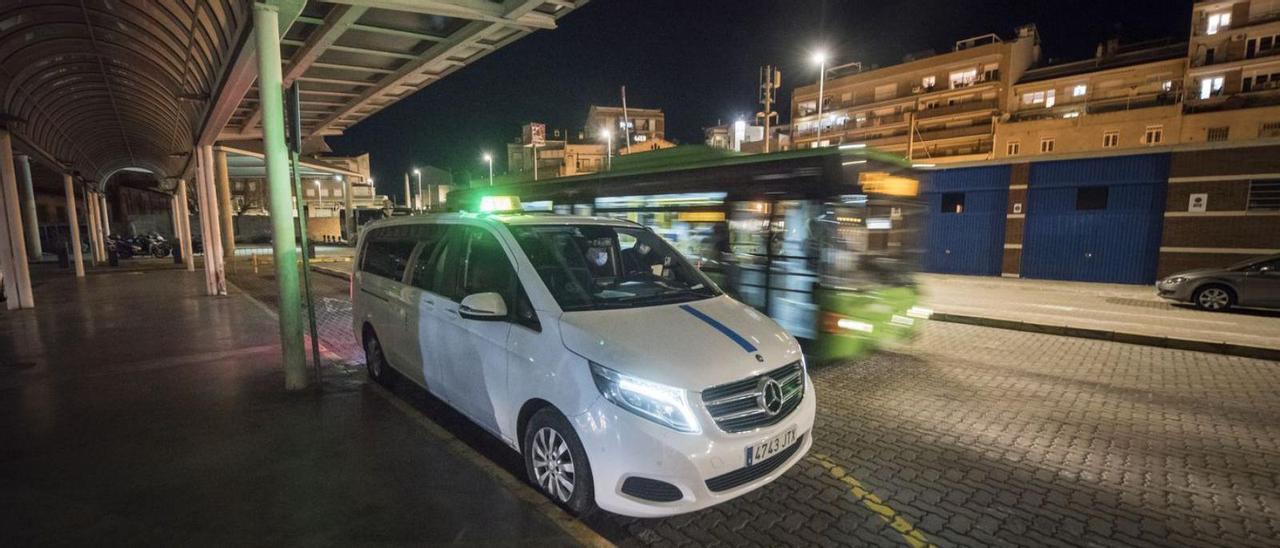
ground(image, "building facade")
xmin=791 ymin=25 xmax=1041 ymax=163
xmin=915 ymin=2 xmax=1280 ymax=283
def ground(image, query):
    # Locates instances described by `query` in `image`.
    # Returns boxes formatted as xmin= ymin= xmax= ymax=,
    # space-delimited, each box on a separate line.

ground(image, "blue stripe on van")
xmin=679 ymin=304 xmax=758 ymax=353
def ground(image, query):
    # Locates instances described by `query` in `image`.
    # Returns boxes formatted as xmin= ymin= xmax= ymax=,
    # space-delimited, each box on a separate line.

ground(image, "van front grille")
xmin=700 ymin=362 xmax=804 ymax=433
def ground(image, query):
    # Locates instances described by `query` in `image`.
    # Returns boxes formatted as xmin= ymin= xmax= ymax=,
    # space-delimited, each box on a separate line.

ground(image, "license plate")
xmin=745 ymin=426 xmax=797 ymax=467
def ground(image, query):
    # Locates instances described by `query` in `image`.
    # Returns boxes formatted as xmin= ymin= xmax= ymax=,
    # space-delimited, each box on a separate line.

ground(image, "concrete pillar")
xmin=87 ymin=190 xmax=104 ymax=263
xmin=199 ymin=144 xmax=225 ymax=295
xmin=403 ymin=172 xmax=411 ymax=208
xmin=214 ymin=149 xmax=236 ymax=259
xmin=255 ymin=2 xmax=308 ymax=390
xmin=99 ymin=192 xmax=110 ymax=237
xmin=15 ymin=154 xmax=41 ymax=258
xmin=63 ymin=174 xmax=84 ymax=277
xmin=0 ymin=129 xmax=34 ymax=308
xmin=194 ymin=148 xmax=215 ymax=294
xmin=83 ymin=189 xmax=97 ymax=263
xmin=177 ymin=179 xmax=194 ymax=271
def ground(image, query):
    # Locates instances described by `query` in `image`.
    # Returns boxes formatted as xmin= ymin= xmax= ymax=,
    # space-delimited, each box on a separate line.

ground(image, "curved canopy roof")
xmin=0 ymin=0 xmax=585 ymax=189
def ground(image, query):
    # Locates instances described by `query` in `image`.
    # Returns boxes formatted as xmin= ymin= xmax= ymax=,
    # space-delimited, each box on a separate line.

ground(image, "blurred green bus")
xmin=448 ymin=145 xmax=928 ymax=363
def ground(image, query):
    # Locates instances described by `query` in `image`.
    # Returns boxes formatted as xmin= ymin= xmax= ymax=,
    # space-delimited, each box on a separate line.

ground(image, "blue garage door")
xmin=1022 ymin=154 xmax=1168 ymax=284
xmin=921 ymin=166 xmax=1009 ymax=276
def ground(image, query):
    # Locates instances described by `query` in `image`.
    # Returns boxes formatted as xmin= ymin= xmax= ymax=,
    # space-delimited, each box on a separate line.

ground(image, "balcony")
xmin=917 ymin=98 xmax=999 ymax=120
xmin=1006 ymin=92 xmax=1181 ymax=122
xmin=916 ymin=123 xmax=993 ymax=142
xmin=1196 ymin=9 xmax=1280 ymax=36
xmin=1185 ymin=87 xmax=1280 ymax=113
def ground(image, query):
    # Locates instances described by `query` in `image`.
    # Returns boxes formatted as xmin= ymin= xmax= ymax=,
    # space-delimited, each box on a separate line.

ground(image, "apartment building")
xmin=791 ymin=25 xmax=1040 ymax=163
xmin=1183 ymin=0 xmax=1280 ymax=142
xmin=996 ymin=41 xmax=1188 ymax=158
xmin=507 ymin=127 xmax=609 ymax=180
xmin=585 ymin=105 xmax=666 ymax=146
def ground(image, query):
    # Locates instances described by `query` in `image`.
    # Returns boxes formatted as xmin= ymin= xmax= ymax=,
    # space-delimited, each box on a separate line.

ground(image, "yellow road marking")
xmin=811 ymin=453 xmax=936 ymax=548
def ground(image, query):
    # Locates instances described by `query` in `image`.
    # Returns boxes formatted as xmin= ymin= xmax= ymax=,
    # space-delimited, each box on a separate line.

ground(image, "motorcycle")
xmin=136 ymin=233 xmax=172 ymax=258
xmin=106 ymin=234 xmax=139 ymax=259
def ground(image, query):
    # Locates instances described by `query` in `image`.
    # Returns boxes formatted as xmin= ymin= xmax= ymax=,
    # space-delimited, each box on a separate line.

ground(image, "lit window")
xmin=1045 ymin=89 xmax=1056 ymax=108
xmin=1145 ymin=126 xmax=1164 ymax=145
xmin=1103 ymin=131 xmax=1119 ymax=148
xmin=922 ymin=76 xmax=936 ymax=89
xmin=1162 ymin=81 xmax=1174 ymax=92
xmin=1206 ymin=12 xmax=1231 ymax=35
xmin=1200 ymin=76 xmax=1225 ymax=99
xmin=1040 ymin=138 xmax=1055 ymax=153
xmin=1007 ymin=141 xmax=1021 ymax=156
xmin=949 ymin=69 xmax=978 ymax=89
xmin=1073 ymin=84 xmax=1088 ymax=97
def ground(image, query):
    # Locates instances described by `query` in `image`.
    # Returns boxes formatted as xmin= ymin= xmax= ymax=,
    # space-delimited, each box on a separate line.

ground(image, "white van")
xmin=352 ymin=212 xmax=815 ymax=517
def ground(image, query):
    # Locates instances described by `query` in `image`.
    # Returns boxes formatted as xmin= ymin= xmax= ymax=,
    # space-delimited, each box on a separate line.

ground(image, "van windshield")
xmin=509 ymin=224 xmax=721 ymax=311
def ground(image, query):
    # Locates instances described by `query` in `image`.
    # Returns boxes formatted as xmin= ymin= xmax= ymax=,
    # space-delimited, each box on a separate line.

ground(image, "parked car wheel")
xmin=524 ymin=408 xmax=596 ymax=516
xmin=363 ymin=329 xmax=392 ymax=386
xmin=1193 ymin=285 xmax=1235 ymax=311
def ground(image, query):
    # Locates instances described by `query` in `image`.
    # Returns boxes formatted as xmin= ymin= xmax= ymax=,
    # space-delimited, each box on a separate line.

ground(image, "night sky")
xmin=329 ymin=0 xmax=1192 ymax=200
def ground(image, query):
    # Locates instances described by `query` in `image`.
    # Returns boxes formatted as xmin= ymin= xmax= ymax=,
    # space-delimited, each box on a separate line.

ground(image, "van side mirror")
xmin=459 ymin=292 xmax=508 ymax=320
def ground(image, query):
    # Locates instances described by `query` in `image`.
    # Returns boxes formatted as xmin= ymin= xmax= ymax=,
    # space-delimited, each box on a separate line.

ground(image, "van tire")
xmin=363 ymin=330 xmax=393 ymax=387
xmin=523 ymin=408 xmax=596 ymax=517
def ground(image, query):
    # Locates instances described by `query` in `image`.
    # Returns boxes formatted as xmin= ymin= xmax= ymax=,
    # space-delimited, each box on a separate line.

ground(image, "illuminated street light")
xmin=602 ymin=128 xmax=613 ymax=171
xmin=812 ymin=49 xmax=829 ymax=146
xmin=413 ymin=168 xmax=422 ymax=211
xmin=482 ymin=153 xmax=494 ymax=186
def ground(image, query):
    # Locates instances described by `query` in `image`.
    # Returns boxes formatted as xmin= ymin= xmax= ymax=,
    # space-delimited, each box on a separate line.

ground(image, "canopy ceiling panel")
xmin=0 ymin=0 xmax=585 ymax=187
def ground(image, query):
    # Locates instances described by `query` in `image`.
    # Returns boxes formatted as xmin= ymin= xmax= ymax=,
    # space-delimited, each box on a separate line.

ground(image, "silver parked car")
xmin=1156 ymin=254 xmax=1280 ymax=311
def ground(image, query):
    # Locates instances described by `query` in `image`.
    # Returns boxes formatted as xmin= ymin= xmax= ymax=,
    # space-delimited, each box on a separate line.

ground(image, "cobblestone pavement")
xmin=232 ymin=270 xmax=1280 ymax=547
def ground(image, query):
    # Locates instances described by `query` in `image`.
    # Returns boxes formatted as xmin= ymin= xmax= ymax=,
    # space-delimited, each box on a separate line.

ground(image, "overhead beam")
xmin=240 ymin=4 xmax=367 ymax=133
xmin=307 ymin=21 xmax=496 ymax=139
xmin=188 ymin=0 xmax=304 ymax=179
xmin=324 ymin=0 xmax=557 ymax=30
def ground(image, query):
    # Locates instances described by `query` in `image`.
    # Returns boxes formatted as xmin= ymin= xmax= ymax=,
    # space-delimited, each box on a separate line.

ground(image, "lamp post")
xmin=812 ymin=50 xmax=829 ymax=146
xmin=483 ymin=153 xmax=493 ymax=186
xmin=413 ymin=168 xmax=422 ymax=211
xmin=602 ymin=129 xmax=613 ymax=171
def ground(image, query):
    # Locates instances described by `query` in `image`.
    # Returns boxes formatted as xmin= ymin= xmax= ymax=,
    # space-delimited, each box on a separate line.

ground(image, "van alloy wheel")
xmin=531 ymin=426 xmax=575 ymax=502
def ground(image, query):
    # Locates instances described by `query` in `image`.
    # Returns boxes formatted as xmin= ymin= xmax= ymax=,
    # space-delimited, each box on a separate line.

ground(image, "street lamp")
xmin=413 ymin=168 xmax=422 ymax=211
xmin=812 ymin=50 xmax=829 ymax=146
xmin=601 ymin=128 xmax=613 ymax=171
xmin=483 ymin=153 xmax=493 ymax=186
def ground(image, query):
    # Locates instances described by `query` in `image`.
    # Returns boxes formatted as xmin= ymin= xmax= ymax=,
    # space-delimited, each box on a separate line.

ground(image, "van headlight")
xmin=590 ymin=362 xmax=700 ymax=433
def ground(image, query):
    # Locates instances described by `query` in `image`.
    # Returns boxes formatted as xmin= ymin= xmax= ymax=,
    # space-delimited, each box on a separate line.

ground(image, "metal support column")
xmin=0 ymin=129 xmax=34 ymax=308
xmin=403 ymin=173 xmax=411 ymax=208
xmin=177 ymin=179 xmax=194 ymax=271
xmin=215 ymin=148 xmax=236 ymax=258
xmin=16 ymin=154 xmax=41 ymax=258
xmin=63 ymin=173 xmax=84 ymax=277
xmin=201 ymin=144 xmax=226 ymax=295
xmin=343 ymin=177 xmax=353 ymax=242
xmin=255 ymin=1 xmax=308 ymax=390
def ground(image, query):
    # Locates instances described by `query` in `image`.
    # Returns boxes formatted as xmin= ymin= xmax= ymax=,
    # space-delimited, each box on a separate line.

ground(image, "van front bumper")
xmin=571 ymin=376 xmax=816 ymax=518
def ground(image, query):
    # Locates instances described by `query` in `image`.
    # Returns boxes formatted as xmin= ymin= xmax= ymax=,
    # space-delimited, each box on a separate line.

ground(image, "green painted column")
xmin=254 ymin=1 xmax=307 ymax=390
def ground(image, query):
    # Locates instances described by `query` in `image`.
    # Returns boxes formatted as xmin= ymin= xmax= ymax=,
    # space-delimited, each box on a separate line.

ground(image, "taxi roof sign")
xmin=479 ymin=195 xmax=522 ymax=212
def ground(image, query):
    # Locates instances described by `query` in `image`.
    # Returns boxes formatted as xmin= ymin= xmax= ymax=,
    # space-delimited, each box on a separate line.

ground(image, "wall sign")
xmin=1188 ymin=193 xmax=1208 ymax=213
xmin=1013 ymin=202 xmax=1023 ymax=214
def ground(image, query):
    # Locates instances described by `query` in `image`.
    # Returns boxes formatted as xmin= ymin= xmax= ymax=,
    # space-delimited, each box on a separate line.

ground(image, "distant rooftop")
xmin=1019 ymin=40 xmax=1187 ymax=84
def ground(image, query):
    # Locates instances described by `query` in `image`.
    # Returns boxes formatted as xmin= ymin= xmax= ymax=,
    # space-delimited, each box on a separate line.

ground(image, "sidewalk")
xmin=0 ymin=268 xmax=579 ymax=546
xmin=919 ymin=274 xmax=1280 ymax=359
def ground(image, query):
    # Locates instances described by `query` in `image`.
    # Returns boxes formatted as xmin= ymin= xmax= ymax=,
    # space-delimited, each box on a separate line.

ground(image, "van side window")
xmin=430 ymin=229 xmax=465 ymax=301
xmin=407 ymin=225 xmax=449 ymax=289
xmin=461 ymin=228 xmax=517 ymax=303
xmin=361 ymin=227 xmax=418 ymax=281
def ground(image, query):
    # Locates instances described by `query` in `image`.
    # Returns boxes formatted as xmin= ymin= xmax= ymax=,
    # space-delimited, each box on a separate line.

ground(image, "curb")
xmin=931 ymin=312 xmax=1280 ymax=362
xmin=311 ymin=265 xmax=352 ymax=281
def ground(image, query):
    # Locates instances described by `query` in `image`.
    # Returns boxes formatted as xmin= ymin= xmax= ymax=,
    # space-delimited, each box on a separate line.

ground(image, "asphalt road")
xmin=233 ymin=270 xmax=1280 ymax=547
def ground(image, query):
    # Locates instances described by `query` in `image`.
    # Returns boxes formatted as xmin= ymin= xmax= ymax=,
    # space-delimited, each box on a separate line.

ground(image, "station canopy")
xmin=0 ymin=0 xmax=586 ymax=192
